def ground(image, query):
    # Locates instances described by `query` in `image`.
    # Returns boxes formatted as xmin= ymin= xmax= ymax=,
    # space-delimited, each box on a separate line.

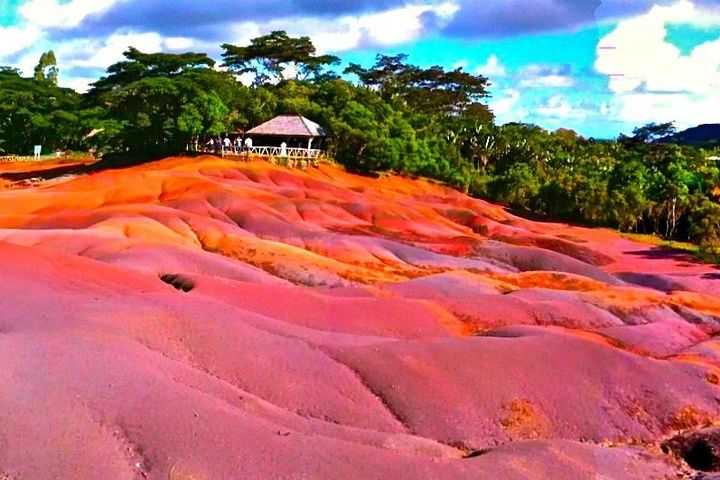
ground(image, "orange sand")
xmin=0 ymin=155 xmax=717 ymax=479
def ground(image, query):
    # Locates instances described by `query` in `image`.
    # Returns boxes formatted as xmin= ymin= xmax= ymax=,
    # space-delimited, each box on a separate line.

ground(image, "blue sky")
xmin=0 ymin=0 xmax=719 ymax=138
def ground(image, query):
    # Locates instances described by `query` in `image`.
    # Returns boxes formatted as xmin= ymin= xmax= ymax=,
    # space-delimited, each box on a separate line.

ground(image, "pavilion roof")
xmin=247 ymin=115 xmax=326 ymax=137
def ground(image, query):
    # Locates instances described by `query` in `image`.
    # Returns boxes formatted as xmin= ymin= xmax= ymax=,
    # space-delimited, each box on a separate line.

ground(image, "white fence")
xmin=0 ymin=155 xmax=48 ymax=163
xmin=247 ymin=146 xmax=324 ymax=160
xmin=190 ymin=145 xmax=325 ymax=167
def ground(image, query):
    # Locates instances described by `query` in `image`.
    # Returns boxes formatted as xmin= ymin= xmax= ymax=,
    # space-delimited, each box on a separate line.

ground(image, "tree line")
xmin=0 ymin=31 xmax=719 ymax=259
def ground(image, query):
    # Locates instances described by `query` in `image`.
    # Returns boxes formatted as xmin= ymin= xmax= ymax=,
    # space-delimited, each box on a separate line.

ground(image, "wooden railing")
xmin=247 ymin=146 xmax=324 ymax=159
xmin=189 ymin=145 xmax=325 ymax=167
xmin=0 ymin=155 xmax=51 ymax=163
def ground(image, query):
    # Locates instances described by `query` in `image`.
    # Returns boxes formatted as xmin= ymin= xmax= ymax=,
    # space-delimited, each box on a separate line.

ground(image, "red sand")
xmin=0 ymin=155 xmax=718 ymax=479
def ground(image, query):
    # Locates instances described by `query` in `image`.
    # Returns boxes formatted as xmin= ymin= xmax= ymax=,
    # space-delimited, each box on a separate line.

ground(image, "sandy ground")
xmin=0 ymin=155 xmax=718 ymax=479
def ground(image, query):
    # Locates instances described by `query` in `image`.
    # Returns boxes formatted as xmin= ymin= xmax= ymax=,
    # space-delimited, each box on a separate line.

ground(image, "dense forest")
xmin=1 ymin=31 xmax=719 ymax=259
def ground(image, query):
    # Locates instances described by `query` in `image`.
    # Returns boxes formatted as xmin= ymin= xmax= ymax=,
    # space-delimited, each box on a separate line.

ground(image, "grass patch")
xmin=622 ymin=233 xmax=719 ymax=265
xmin=622 ymin=233 xmax=699 ymax=253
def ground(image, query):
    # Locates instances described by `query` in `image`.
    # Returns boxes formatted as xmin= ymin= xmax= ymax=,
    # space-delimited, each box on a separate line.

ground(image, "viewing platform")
xmin=190 ymin=114 xmax=328 ymax=168
xmin=191 ymin=145 xmax=325 ymax=167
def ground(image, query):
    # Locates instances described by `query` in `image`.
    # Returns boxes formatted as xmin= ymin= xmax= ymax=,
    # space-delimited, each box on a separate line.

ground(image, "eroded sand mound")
xmin=0 ymin=155 xmax=719 ymax=479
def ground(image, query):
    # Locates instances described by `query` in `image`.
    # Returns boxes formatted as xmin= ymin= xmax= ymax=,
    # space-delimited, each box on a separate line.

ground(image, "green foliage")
xmin=627 ymin=121 xmax=677 ymax=144
xmin=690 ymin=199 xmax=720 ymax=262
xmin=607 ymin=159 xmax=650 ymax=230
xmin=0 ymin=67 xmax=89 ymax=154
xmin=34 ymin=51 xmax=59 ymax=85
xmin=222 ymin=31 xmax=340 ymax=84
xmin=90 ymin=47 xmax=216 ymax=95
xmin=103 ymin=76 xmax=229 ymax=153
xmin=88 ymin=48 xmax=238 ymax=155
xmin=1 ymin=31 xmax=719 ymax=259
xmin=491 ymin=162 xmax=541 ymax=210
xmin=463 ymin=122 xmax=720 ymax=254
xmin=345 ymin=54 xmax=492 ymax=118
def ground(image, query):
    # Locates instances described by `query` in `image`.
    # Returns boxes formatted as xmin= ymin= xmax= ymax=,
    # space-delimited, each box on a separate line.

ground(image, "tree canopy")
xmin=34 ymin=50 xmax=59 ymax=85
xmin=222 ymin=31 xmax=340 ymax=84
xmin=0 ymin=65 xmax=85 ymax=154
xmin=90 ymin=47 xmax=216 ymax=95
xmin=620 ymin=122 xmax=677 ymax=145
xmin=345 ymin=54 xmax=492 ymax=118
xmin=1 ymin=31 xmax=718 ymax=260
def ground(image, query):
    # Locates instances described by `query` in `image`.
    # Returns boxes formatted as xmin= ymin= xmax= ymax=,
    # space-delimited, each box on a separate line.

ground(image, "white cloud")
xmin=521 ymin=74 xmax=574 ymax=88
xmin=10 ymin=31 xmax=197 ymax=91
xmin=65 ymin=32 xmax=166 ymax=69
xmin=222 ymin=3 xmax=460 ymax=56
xmin=596 ymin=0 xmax=720 ymax=129
xmin=518 ymin=64 xmax=574 ymax=88
xmin=60 ymin=76 xmax=96 ymax=93
xmin=227 ymin=22 xmax=263 ymax=48
xmin=610 ymin=91 xmax=720 ymax=129
xmin=0 ymin=25 xmax=41 ymax=57
xmin=360 ymin=3 xmax=453 ymax=47
xmin=19 ymin=0 xmax=122 ymax=29
xmin=475 ymin=54 xmax=506 ymax=77
xmin=3 ymin=0 xmax=463 ymax=92
xmin=596 ymin=0 xmax=720 ymax=94
xmin=164 ymin=37 xmax=195 ymax=51
xmin=599 ymin=101 xmax=611 ymax=116
xmin=302 ymin=23 xmax=364 ymax=53
xmin=281 ymin=62 xmax=299 ymax=80
xmin=536 ymin=95 xmax=591 ymax=119
xmin=218 ymin=3 xmax=459 ymax=84
xmin=491 ymin=88 xmax=529 ymax=122
xmin=297 ymin=2 xmax=459 ymax=53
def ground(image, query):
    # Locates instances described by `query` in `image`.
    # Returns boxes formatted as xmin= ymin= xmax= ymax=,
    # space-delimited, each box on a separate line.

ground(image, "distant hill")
xmin=663 ymin=124 xmax=720 ymax=146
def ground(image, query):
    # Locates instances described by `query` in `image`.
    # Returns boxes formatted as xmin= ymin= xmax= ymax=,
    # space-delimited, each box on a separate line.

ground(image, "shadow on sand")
xmin=626 ymin=247 xmax=720 ymax=271
xmin=0 ymin=154 xmax=171 ymax=183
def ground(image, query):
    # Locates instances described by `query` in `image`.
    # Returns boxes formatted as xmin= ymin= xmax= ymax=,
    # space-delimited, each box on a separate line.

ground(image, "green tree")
xmin=90 ymin=47 xmax=216 ymax=95
xmin=623 ymin=122 xmax=676 ymax=144
xmin=0 ymin=66 xmax=85 ymax=154
xmin=90 ymin=48 xmax=238 ymax=155
xmin=345 ymin=54 xmax=492 ymax=118
xmin=690 ymin=199 xmax=720 ymax=262
xmin=490 ymin=163 xmax=542 ymax=210
xmin=33 ymin=50 xmax=59 ymax=85
xmin=221 ymin=31 xmax=340 ymax=85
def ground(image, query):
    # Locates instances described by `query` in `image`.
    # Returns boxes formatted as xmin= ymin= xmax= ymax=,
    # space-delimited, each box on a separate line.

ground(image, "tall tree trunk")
xmin=669 ymin=197 xmax=677 ymax=239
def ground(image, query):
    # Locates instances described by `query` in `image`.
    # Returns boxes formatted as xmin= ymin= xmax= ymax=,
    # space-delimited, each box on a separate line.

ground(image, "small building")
xmin=190 ymin=114 xmax=328 ymax=166
xmin=246 ymin=114 xmax=326 ymax=156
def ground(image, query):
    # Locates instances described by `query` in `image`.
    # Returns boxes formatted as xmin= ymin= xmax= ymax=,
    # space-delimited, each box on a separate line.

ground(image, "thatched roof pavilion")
xmin=247 ymin=115 xmax=326 ymax=139
xmin=246 ymin=115 xmax=326 ymax=152
xmin=189 ymin=115 xmax=326 ymax=164
xmin=241 ymin=115 xmax=327 ymax=164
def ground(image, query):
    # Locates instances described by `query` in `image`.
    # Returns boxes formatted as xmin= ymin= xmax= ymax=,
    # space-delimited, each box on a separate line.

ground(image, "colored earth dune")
xmin=1 ymin=155 xmax=719 ymax=479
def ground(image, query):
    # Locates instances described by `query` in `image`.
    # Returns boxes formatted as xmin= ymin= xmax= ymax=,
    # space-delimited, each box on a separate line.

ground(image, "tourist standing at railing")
xmin=244 ymin=137 xmax=253 ymax=161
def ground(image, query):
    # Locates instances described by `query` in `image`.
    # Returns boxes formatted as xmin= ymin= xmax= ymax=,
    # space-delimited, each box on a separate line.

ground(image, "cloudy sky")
xmin=1 ymin=0 xmax=719 ymax=138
